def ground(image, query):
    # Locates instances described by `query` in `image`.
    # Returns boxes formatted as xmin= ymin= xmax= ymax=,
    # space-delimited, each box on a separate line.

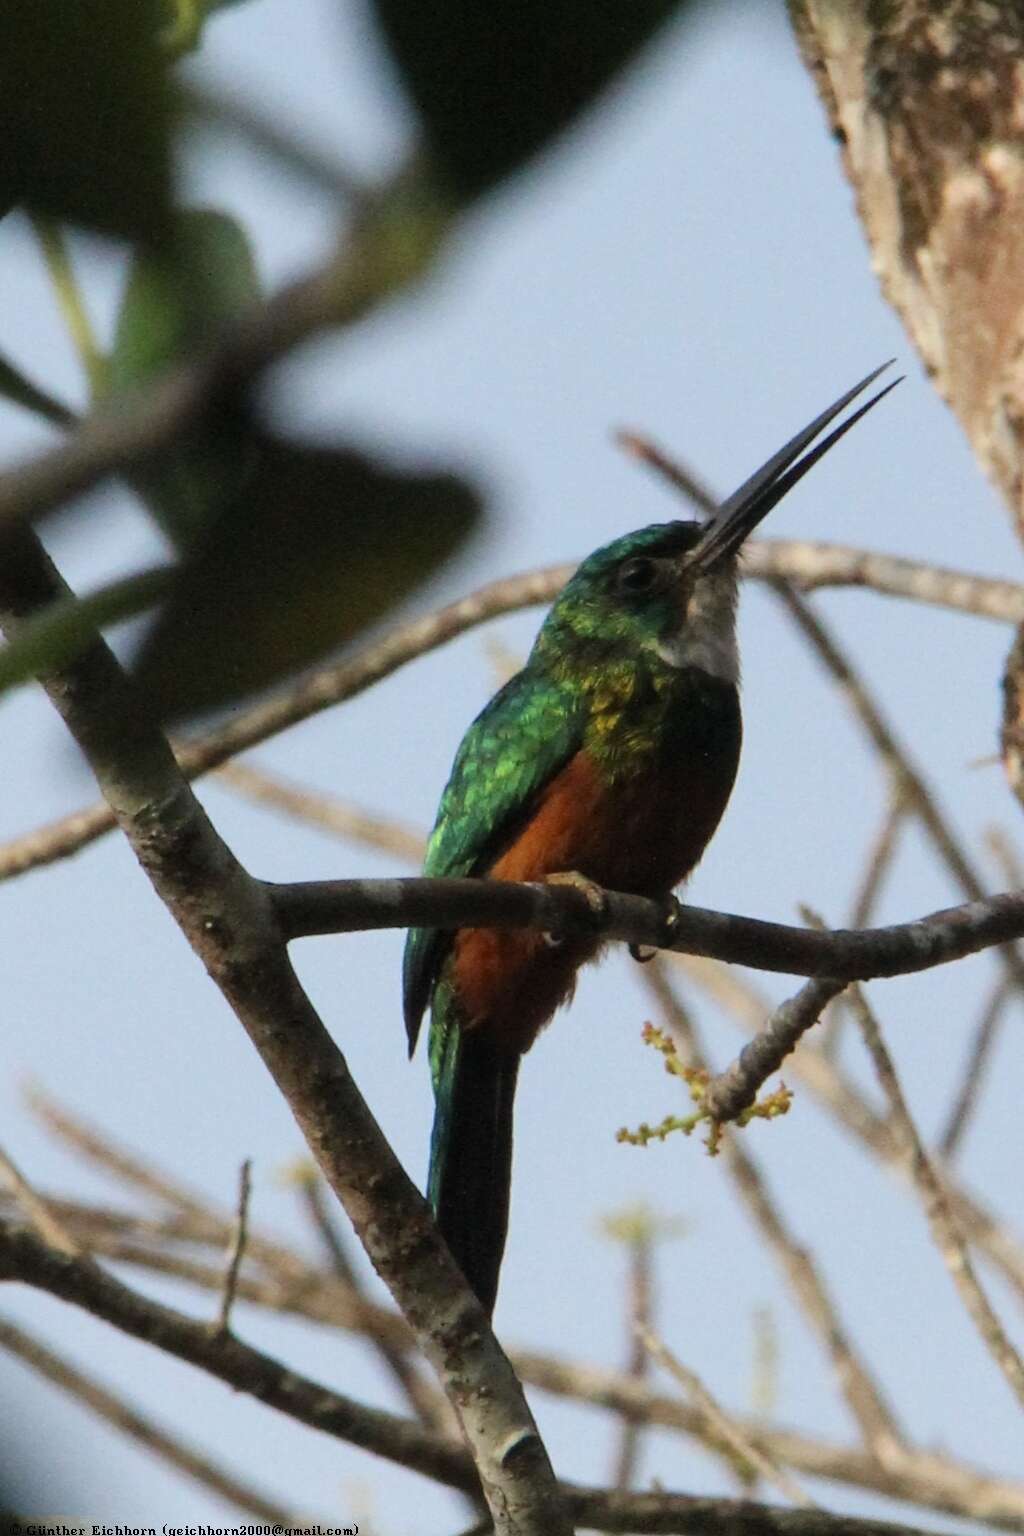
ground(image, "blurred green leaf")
xmin=0 ymin=351 xmax=75 ymax=427
xmin=159 ymin=0 xmax=259 ymax=56
xmin=0 ymin=0 xmax=173 ymax=243
xmin=0 ymin=568 xmax=173 ymax=700
xmin=133 ymin=435 xmax=483 ymax=721
xmin=108 ymin=208 xmax=262 ymax=548
xmin=369 ymin=0 xmax=691 ymax=200
xmin=110 ymin=210 xmax=259 ymax=390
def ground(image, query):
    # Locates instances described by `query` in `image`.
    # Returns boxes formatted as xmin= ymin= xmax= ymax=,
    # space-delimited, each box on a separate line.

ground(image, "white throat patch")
xmin=655 ymin=566 xmax=739 ymax=684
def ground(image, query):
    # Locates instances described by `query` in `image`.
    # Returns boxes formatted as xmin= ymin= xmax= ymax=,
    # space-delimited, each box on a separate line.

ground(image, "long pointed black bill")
xmin=685 ymin=362 xmax=900 ymax=572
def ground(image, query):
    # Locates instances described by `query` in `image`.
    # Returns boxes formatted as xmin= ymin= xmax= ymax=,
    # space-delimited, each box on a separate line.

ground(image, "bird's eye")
xmin=615 ymin=556 xmax=660 ymax=596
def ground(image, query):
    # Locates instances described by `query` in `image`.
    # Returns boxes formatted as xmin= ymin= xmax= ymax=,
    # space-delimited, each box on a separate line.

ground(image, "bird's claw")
xmin=545 ymin=870 xmax=608 ymax=920
xmin=542 ymin=870 xmax=608 ymax=946
xmin=661 ymin=894 xmax=683 ymax=941
xmin=629 ymin=894 xmax=682 ymax=964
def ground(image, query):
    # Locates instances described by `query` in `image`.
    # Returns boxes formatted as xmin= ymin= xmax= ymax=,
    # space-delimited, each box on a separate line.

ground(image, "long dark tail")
xmin=428 ymin=1025 xmax=520 ymax=1316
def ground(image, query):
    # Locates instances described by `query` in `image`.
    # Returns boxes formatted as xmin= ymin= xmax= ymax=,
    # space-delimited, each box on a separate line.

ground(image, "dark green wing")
xmin=402 ymin=665 xmax=586 ymax=1054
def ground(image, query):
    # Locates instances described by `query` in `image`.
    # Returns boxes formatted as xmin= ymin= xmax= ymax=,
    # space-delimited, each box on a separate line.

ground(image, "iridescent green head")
xmin=534 ymin=520 xmax=739 ymax=682
xmin=534 ymin=362 xmax=899 ymax=684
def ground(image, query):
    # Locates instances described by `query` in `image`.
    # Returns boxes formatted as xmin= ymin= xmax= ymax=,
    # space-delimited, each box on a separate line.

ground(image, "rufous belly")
xmin=451 ymin=740 xmax=735 ymax=1052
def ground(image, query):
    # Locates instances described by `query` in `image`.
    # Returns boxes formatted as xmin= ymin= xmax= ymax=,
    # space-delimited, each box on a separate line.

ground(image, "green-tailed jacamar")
xmin=404 ymin=364 xmax=897 ymax=1314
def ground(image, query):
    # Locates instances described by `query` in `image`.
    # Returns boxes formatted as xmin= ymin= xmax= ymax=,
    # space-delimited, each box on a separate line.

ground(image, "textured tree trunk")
xmin=787 ymin=0 xmax=1024 ymax=795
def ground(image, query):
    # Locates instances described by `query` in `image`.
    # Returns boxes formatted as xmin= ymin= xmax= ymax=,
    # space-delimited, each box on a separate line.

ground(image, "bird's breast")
xmin=449 ymin=670 xmax=740 ymax=1052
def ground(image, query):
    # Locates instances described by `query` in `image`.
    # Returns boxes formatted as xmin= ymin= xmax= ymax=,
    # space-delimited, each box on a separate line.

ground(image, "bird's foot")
xmin=543 ymin=869 xmax=608 ymax=946
xmin=629 ymin=893 xmax=682 ymax=964
xmin=545 ymin=869 xmax=608 ymax=917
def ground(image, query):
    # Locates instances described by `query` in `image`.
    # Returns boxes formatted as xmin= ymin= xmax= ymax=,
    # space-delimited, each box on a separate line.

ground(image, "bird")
xmin=403 ymin=364 xmax=898 ymax=1315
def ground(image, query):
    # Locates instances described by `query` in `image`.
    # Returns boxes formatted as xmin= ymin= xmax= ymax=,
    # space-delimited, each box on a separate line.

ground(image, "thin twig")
xmin=986 ymin=827 xmax=1024 ymax=890
xmin=602 ymin=1208 xmax=658 ymax=1491
xmin=847 ymin=982 xmax=1024 ymax=1413
xmin=617 ymin=1237 xmax=651 ymax=1491
xmin=774 ymin=584 xmax=1024 ymax=1006
xmin=639 ymin=1325 xmax=816 ymax=1509
xmin=30 ymin=215 xmax=106 ymax=397
xmin=643 ymin=963 xmax=905 ymax=1463
xmin=19 ymin=1088 xmax=420 ymax=1346
xmin=700 ymin=977 xmax=847 ymax=1123
xmin=616 ymin=430 xmax=717 ymax=512
xmin=0 ymin=1315 xmax=305 ymax=1524
xmin=933 ymin=826 xmax=1024 ymax=1157
xmin=215 ymin=759 xmax=426 ymax=862
xmin=25 ymin=1082 xmax=210 ymax=1213
xmin=929 ymin=826 xmax=1024 ymax=1158
xmin=676 ymin=953 xmax=1024 ymax=1306
xmin=0 ymin=1143 xmax=82 ymax=1257
xmin=849 ymin=793 xmax=908 ymax=930
xmin=562 ymin=1484 xmax=973 ymax=1535
xmin=295 ymin=1169 xmax=448 ymax=1431
xmin=938 ymin=975 xmax=1014 ymax=1160
xmin=824 ymin=791 xmax=907 ymax=1059
xmin=24 ymin=1229 xmax=413 ymax=1347
xmin=214 ymin=1158 xmax=252 ymax=1336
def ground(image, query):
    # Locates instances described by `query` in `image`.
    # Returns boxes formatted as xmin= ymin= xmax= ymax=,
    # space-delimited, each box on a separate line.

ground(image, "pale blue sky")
xmin=1 ymin=2 xmax=1021 ymax=1529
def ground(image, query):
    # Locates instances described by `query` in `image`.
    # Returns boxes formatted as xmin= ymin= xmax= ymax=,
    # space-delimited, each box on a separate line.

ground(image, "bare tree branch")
xmin=1 ymin=541 xmax=1019 ymax=883
xmin=216 ymin=759 xmax=427 ymax=863
xmin=643 ymin=963 xmax=905 ymax=1463
xmin=774 ymin=585 xmax=1015 ymax=945
xmin=676 ymin=955 xmax=1024 ymax=1304
xmin=0 ymin=1223 xmax=964 ymax=1536
xmin=700 ymin=978 xmax=847 ymax=1124
xmin=640 ymin=1326 xmax=816 ymax=1509
xmin=514 ymin=1349 xmax=1024 ymax=1531
xmin=561 ymin=1486 xmax=964 ymax=1535
xmin=823 ymin=790 xmax=907 ymax=1058
xmin=24 ymin=1081 xmax=215 ymax=1213
xmin=22 ymin=1087 xmax=416 ymax=1346
xmin=847 ymin=983 xmax=1024 ymax=1412
xmin=0 ymin=564 xmax=571 ymax=882
xmin=5 ymin=1173 xmax=1017 ymax=1530
xmin=269 ymin=873 xmax=1024 ymax=984
xmin=0 ymin=1313 xmax=306 ymax=1525
xmin=0 ymin=524 xmax=572 ymax=1535
xmin=0 ymin=1220 xmax=474 ymax=1490
xmin=294 ymin=1169 xmax=449 ymax=1433
xmin=744 ymin=540 xmax=1024 ymax=623
xmin=0 ymin=1143 xmax=83 ymax=1258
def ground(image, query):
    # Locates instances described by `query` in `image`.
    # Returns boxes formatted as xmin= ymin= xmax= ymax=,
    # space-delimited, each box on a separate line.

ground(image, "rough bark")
xmin=788 ymin=1 xmax=1024 ymax=801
